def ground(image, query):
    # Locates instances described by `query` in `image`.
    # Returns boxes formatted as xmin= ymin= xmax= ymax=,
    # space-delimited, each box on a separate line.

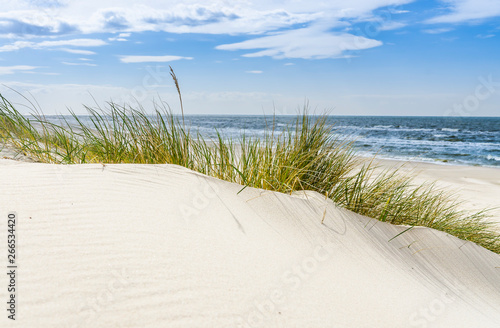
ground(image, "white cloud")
xmin=246 ymin=70 xmax=262 ymax=74
xmin=216 ymin=25 xmax=382 ymax=59
xmin=39 ymin=39 xmax=106 ymax=47
xmin=0 ymin=65 xmax=37 ymax=75
xmin=0 ymin=41 xmax=31 ymax=52
xmin=377 ymin=21 xmax=406 ymax=31
xmin=60 ymin=48 xmax=97 ymax=55
xmin=119 ymin=55 xmax=193 ymax=63
xmin=0 ymin=1 xmax=415 ymax=59
xmin=108 ymin=37 xmax=127 ymax=41
xmin=422 ymin=27 xmax=453 ymax=34
xmin=476 ymin=34 xmax=495 ymax=39
xmin=1 ymin=1 xmax=414 ymax=36
xmin=390 ymin=9 xmax=410 ymax=14
xmin=427 ymin=0 xmax=500 ymax=24
xmin=0 ymin=39 xmax=106 ymax=52
xmin=109 ymin=32 xmax=130 ymax=41
xmin=62 ymin=62 xmax=97 ymax=67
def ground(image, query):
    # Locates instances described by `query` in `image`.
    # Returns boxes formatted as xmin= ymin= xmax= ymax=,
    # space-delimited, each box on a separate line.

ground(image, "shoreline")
xmin=358 ymin=153 xmax=500 ymax=169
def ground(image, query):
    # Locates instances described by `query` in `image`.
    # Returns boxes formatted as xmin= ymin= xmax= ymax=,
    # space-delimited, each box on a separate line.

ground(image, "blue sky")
xmin=0 ymin=0 xmax=499 ymax=116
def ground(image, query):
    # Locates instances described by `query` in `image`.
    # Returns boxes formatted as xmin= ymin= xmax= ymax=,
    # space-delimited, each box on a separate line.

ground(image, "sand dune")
xmin=1 ymin=159 xmax=499 ymax=327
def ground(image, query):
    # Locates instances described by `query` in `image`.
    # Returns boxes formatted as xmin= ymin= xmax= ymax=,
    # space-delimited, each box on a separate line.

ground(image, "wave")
xmin=355 ymin=136 xmax=500 ymax=149
xmin=486 ymin=155 xmax=500 ymax=162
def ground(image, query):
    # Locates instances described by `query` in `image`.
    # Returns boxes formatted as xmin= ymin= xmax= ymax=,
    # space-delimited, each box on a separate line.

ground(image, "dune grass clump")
xmin=0 ymin=89 xmax=499 ymax=254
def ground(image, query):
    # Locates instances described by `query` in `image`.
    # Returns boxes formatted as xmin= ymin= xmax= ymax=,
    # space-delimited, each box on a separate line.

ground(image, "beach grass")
xmin=0 ymin=86 xmax=499 ymax=254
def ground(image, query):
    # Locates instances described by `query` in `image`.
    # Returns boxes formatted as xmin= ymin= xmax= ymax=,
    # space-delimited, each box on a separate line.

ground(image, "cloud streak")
xmin=60 ymin=48 xmax=97 ymax=55
xmin=422 ymin=27 xmax=453 ymax=34
xmin=216 ymin=25 xmax=382 ymax=59
xmin=119 ymin=55 xmax=193 ymax=63
xmin=0 ymin=38 xmax=106 ymax=52
xmin=62 ymin=62 xmax=97 ymax=67
xmin=0 ymin=65 xmax=37 ymax=75
xmin=427 ymin=0 xmax=500 ymax=23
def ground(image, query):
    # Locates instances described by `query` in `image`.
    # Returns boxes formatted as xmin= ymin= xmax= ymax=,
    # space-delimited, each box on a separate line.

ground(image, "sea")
xmin=181 ymin=115 xmax=500 ymax=168
xmin=47 ymin=115 xmax=500 ymax=167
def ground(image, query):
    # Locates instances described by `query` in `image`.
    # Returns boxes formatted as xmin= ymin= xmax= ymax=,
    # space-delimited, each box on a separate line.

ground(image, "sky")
xmin=0 ymin=0 xmax=499 ymax=116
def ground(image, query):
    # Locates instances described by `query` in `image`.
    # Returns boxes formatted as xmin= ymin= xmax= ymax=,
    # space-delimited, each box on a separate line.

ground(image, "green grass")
xmin=0 ymin=83 xmax=499 ymax=254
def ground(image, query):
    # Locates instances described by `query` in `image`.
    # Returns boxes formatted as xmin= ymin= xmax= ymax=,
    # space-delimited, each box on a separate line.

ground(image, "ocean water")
xmin=47 ymin=115 xmax=500 ymax=167
xmin=182 ymin=115 xmax=500 ymax=167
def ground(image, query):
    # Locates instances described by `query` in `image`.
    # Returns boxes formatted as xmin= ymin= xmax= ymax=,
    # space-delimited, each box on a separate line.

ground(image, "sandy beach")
xmin=372 ymin=159 xmax=500 ymax=229
xmin=0 ymin=155 xmax=499 ymax=327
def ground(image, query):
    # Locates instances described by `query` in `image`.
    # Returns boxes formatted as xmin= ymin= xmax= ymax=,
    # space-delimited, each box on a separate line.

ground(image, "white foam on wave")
xmin=487 ymin=155 xmax=500 ymax=162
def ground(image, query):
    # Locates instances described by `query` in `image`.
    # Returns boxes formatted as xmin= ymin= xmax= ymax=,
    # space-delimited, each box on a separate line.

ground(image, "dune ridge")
xmin=1 ymin=160 xmax=499 ymax=327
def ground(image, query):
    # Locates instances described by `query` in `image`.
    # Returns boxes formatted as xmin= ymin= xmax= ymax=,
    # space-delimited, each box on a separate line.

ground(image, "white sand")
xmin=0 ymin=159 xmax=499 ymax=327
xmin=371 ymin=159 xmax=500 ymax=229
